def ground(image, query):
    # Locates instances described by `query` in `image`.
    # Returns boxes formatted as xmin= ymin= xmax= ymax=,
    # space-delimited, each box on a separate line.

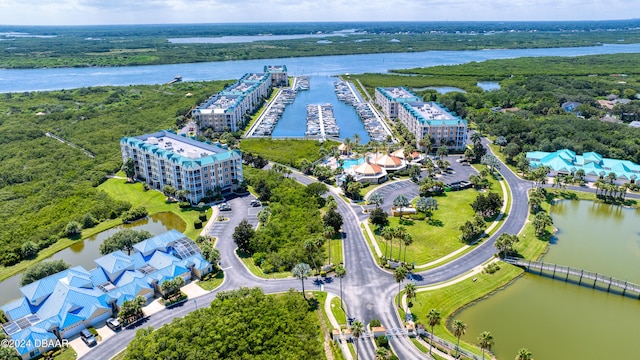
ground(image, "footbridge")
xmin=503 ymin=257 xmax=640 ymax=297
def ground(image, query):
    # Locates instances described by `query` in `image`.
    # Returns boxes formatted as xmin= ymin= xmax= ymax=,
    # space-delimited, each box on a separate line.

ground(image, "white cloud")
xmin=0 ymin=0 xmax=636 ymax=25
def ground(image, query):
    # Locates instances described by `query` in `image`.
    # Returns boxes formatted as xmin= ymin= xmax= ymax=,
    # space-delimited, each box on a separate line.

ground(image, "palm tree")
xmin=380 ymin=226 xmax=394 ymax=261
xmin=394 ymin=267 xmax=407 ymax=308
xmin=351 ymin=320 xmax=364 ymax=359
xmin=292 ymin=263 xmax=311 ymax=299
xmin=402 ymin=233 xmax=413 ymax=264
xmin=426 ymin=309 xmax=441 ymax=355
xmin=404 ymin=283 xmax=416 ymax=308
xmin=478 ymin=331 xmax=494 ymax=360
xmin=335 ymin=265 xmax=347 ymax=309
xmin=369 ymin=192 xmax=384 ymax=208
xmin=375 ymin=347 xmax=389 ymax=360
xmin=532 ymin=212 xmax=553 ymax=236
xmin=515 ymin=348 xmax=533 ymax=360
xmin=453 ymin=319 xmax=468 ymax=358
xmin=393 ymin=194 xmax=410 ymax=221
xmin=353 ymin=133 xmax=361 ymax=150
xmin=324 ymin=226 xmax=335 ymax=265
xmin=471 ymin=132 xmax=483 ymax=144
xmin=303 ymin=238 xmax=319 ymax=274
xmin=394 ymin=226 xmax=407 ymax=262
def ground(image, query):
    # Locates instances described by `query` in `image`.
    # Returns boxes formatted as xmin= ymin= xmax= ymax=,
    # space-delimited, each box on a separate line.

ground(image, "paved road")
xmin=85 ymin=144 xmax=535 ymax=360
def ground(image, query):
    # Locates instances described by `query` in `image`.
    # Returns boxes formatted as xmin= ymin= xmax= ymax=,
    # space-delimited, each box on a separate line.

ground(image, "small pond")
xmin=476 ymin=81 xmax=501 ymax=91
xmin=0 ymin=212 xmax=185 ymax=305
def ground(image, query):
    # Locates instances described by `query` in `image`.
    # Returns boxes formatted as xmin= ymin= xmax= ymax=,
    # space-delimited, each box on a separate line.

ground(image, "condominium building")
xmin=264 ymin=65 xmax=288 ymax=86
xmin=192 ymin=69 xmax=275 ymax=132
xmin=398 ymin=101 xmax=468 ymax=150
xmin=120 ymin=130 xmax=243 ymax=204
xmin=375 ymin=87 xmax=422 ymax=119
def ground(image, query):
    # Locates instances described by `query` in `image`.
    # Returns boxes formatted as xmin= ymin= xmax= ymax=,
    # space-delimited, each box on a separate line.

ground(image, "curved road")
xmin=85 ymin=144 xmax=534 ymax=360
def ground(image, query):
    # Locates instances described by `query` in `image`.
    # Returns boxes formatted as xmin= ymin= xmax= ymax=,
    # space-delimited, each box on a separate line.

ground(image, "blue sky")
xmin=0 ymin=0 xmax=635 ymax=25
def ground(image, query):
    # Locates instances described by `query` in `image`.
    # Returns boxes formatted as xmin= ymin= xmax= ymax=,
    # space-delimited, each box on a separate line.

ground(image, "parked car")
xmin=106 ymin=317 xmax=121 ymax=331
xmin=80 ymin=329 xmax=97 ymax=347
xmin=250 ymin=200 xmax=261 ymax=207
xmin=218 ymin=203 xmax=231 ymax=211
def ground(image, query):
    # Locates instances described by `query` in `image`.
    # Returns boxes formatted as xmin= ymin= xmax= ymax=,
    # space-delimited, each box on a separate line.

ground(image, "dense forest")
xmin=355 ymin=53 xmax=640 ymax=164
xmin=242 ymin=168 xmax=326 ymax=271
xmin=2 ymin=20 xmax=640 ymax=68
xmin=124 ymin=288 xmax=324 ymax=360
xmin=0 ymin=80 xmax=227 ymax=265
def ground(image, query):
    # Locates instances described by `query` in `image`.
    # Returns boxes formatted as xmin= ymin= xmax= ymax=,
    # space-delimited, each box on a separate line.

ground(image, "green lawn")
xmin=98 ymin=178 xmax=211 ymax=240
xmin=325 ymin=237 xmax=344 ymax=266
xmin=53 ymin=346 xmax=77 ymax=360
xmin=239 ymin=138 xmax=337 ymax=168
xmin=330 ymin=297 xmax=347 ymax=325
xmin=197 ymin=271 xmax=224 ymax=291
xmin=377 ymin=188 xmax=487 ymax=265
xmin=411 ymin=266 xmax=523 ymax=357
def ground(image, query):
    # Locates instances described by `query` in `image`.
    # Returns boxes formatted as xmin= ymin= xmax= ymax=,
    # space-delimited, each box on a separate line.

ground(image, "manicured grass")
xmin=411 ymin=266 xmax=523 ymax=357
xmin=330 ymin=297 xmax=347 ymax=325
xmin=110 ymin=352 xmax=126 ymax=360
xmin=197 ymin=271 xmax=224 ymax=291
xmin=236 ymin=250 xmax=292 ymax=279
xmin=377 ymin=188 xmax=482 ymax=265
xmin=240 ymin=138 xmax=337 ymax=168
xmin=411 ymin=338 xmax=430 ymax=354
xmin=325 ymin=236 xmax=344 ymax=266
xmin=53 ymin=346 xmax=77 ymax=360
xmin=98 ymin=178 xmax=212 ymax=240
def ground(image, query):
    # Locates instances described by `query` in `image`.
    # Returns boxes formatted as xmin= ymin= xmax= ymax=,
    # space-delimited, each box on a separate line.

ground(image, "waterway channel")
xmin=456 ymin=200 xmax=640 ymax=359
xmin=2 ymin=43 xmax=640 ymax=93
xmin=0 ymin=212 xmax=185 ymax=305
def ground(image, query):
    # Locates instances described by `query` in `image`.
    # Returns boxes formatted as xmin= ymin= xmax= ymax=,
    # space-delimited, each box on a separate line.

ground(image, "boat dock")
xmin=334 ymin=79 xmax=392 ymax=143
xmin=245 ymin=88 xmax=298 ymax=137
xmin=306 ymin=103 xmax=339 ymax=140
xmin=294 ymin=76 xmax=310 ymax=91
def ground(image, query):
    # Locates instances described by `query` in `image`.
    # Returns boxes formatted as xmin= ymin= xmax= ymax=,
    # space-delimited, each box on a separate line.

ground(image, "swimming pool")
xmin=342 ymin=157 xmax=365 ymax=169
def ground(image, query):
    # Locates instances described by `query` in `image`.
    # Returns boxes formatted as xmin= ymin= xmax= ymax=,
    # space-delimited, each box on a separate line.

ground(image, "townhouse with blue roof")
xmin=1 ymin=230 xmax=212 ymax=360
xmin=527 ymin=148 xmax=640 ymax=183
xmin=120 ymin=130 xmax=243 ymax=204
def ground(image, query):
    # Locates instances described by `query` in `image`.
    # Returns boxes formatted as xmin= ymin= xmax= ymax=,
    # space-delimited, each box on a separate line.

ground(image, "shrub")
xmin=484 ymin=262 xmax=501 ymax=274
xmin=1 ymin=252 xmax=20 ymax=266
xmin=64 ymin=221 xmax=82 ymax=238
xmin=142 ymin=183 xmax=150 ymax=191
xmin=81 ymin=213 xmax=98 ymax=229
xmin=109 ymin=210 xmax=118 ymax=219
xmin=370 ymin=319 xmax=381 ymax=327
xmin=194 ymin=219 xmax=203 ymax=229
xmin=122 ymin=206 xmax=147 ymax=222
xmin=375 ymin=336 xmax=389 ymax=349
xmin=21 ymin=241 xmax=39 ymax=259
xmin=178 ymin=201 xmax=191 ymax=208
xmin=21 ymin=260 xmax=70 ymax=286
xmin=199 ymin=212 xmax=207 ymax=221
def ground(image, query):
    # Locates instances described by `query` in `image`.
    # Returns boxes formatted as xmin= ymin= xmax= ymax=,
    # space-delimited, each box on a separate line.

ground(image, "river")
xmin=0 ymin=212 xmax=185 ymax=305
xmin=2 ymin=43 xmax=640 ymax=93
xmin=457 ymin=200 xmax=640 ymax=359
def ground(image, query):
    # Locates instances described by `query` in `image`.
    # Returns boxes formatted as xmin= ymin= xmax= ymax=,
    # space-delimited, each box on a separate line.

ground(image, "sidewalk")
xmin=324 ymin=293 xmax=353 ymax=360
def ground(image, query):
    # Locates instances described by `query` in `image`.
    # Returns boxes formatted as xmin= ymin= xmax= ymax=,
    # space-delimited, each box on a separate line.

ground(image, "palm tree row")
xmin=379 ymin=225 xmax=413 ymax=264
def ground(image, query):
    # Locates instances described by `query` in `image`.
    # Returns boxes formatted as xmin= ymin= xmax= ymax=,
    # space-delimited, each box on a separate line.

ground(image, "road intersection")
xmin=84 ymin=145 xmax=532 ymax=360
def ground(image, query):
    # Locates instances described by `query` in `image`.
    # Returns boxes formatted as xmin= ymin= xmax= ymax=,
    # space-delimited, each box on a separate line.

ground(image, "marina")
xmin=306 ymin=103 xmax=340 ymax=140
xmin=246 ymin=88 xmax=298 ymax=137
xmin=334 ymin=79 xmax=392 ymax=143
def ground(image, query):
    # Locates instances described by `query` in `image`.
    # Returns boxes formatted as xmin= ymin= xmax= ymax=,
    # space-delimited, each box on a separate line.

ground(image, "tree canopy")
xmin=20 ymin=259 xmax=70 ymax=286
xmin=99 ymin=229 xmax=153 ymax=255
xmin=124 ymin=288 xmax=323 ymax=360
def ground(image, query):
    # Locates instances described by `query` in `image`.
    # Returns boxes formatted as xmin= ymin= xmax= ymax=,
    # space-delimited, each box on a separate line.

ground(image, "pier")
xmin=334 ymin=79 xmax=392 ymax=142
xmin=503 ymin=257 xmax=640 ymax=298
xmin=306 ymin=103 xmax=339 ymax=140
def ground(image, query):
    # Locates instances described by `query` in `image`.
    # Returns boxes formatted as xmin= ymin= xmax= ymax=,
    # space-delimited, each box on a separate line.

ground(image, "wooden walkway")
xmin=503 ymin=257 xmax=640 ymax=297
